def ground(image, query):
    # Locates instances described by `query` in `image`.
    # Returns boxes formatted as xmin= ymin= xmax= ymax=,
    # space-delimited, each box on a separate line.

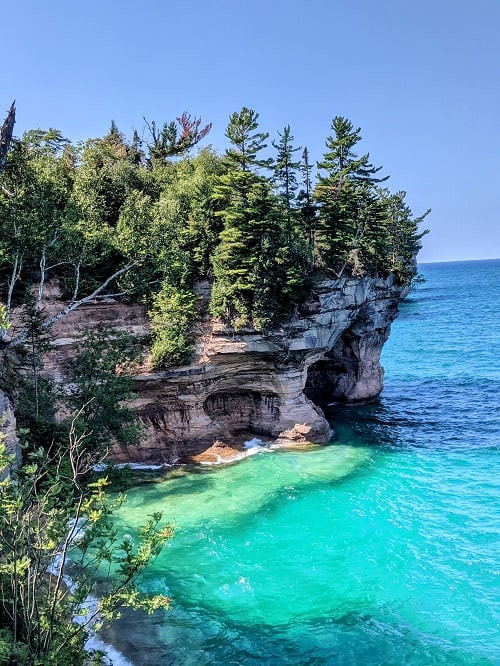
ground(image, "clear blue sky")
xmin=3 ymin=0 xmax=499 ymax=262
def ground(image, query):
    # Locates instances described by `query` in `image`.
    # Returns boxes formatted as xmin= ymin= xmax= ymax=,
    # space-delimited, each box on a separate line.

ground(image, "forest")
xmin=0 ymin=104 xmax=428 ymax=664
xmin=0 ymin=105 xmax=429 ymax=367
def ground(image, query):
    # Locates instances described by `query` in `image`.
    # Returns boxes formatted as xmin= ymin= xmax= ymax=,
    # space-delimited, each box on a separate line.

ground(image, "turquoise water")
xmin=103 ymin=259 xmax=499 ymax=665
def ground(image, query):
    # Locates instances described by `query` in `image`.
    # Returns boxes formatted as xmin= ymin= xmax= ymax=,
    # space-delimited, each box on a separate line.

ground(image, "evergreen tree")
xmin=211 ymin=108 xmax=279 ymax=328
xmin=224 ymin=107 xmax=272 ymax=172
xmin=67 ymin=326 xmax=142 ymax=452
xmin=297 ymin=147 xmax=317 ymax=269
xmin=144 ymin=112 xmax=211 ymax=165
xmin=149 ymin=282 xmax=197 ymax=368
xmin=379 ymin=189 xmax=430 ymax=284
xmin=271 ymin=127 xmax=311 ymax=308
xmin=272 ymin=125 xmax=301 ymax=233
xmin=129 ymin=129 xmax=145 ymax=166
xmin=314 ymin=116 xmax=389 ymax=276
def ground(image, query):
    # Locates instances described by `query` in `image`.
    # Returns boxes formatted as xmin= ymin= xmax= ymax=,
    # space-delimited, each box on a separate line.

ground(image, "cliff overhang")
xmin=35 ymin=273 xmax=404 ymax=464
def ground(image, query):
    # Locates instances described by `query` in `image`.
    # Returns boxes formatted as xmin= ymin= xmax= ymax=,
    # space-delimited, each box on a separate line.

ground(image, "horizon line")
xmin=419 ymin=257 xmax=499 ymax=265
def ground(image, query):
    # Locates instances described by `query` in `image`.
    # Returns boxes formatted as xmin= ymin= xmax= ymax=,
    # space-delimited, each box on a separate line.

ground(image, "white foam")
xmin=244 ymin=437 xmax=263 ymax=449
xmin=47 ymin=521 xmax=133 ymax=666
xmin=84 ymin=633 xmax=134 ymax=666
xmin=92 ymin=462 xmax=169 ymax=472
xmin=73 ymin=594 xmax=134 ymax=665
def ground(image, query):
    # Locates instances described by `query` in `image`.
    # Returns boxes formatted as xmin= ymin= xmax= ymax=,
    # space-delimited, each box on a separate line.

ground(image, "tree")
xmin=314 ymin=116 xmax=389 ymax=276
xmin=272 ymin=125 xmax=301 ymax=230
xmin=66 ymin=327 xmax=142 ymax=454
xmin=0 ymin=127 xmax=150 ymax=351
xmin=175 ymin=148 xmax=226 ymax=281
xmin=71 ymin=128 xmax=140 ymax=231
xmin=149 ymin=283 xmax=197 ymax=368
xmin=144 ymin=112 xmax=211 ymax=164
xmin=15 ymin=295 xmax=54 ymax=425
xmin=297 ymin=147 xmax=317 ymax=268
xmin=0 ymin=420 xmax=173 ymax=664
xmin=0 ymin=102 xmax=15 ymax=175
xmin=378 ymin=189 xmax=430 ymax=284
xmin=0 ymin=131 xmax=73 ymax=324
xmin=271 ymin=126 xmax=311 ymax=305
xmin=224 ymin=107 xmax=272 ymax=173
xmin=210 ymin=108 xmax=280 ymax=327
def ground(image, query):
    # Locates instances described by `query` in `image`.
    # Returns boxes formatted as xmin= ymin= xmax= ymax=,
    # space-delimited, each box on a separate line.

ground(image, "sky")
xmin=3 ymin=0 xmax=499 ymax=263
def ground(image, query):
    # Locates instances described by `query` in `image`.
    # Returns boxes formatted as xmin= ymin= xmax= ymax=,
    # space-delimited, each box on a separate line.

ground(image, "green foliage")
xmin=272 ymin=125 xmax=301 ymax=224
xmin=314 ymin=116 xmax=389 ymax=276
xmin=144 ymin=112 xmax=211 ymax=164
xmin=0 ymin=107 xmax=428 ymax=352
xmin=211 ymin=109 xmax=277 ymax=328
xmin=149 ymin=283 xmax=197 ymax=368
xmin=210 ymin=110 xmax=312 ymax=329
xmin=378 ymin=189 xmax=430 ymax=285
xmin=0 ymin=132 xmax=74 ymax=319
xmin=0 ymin=628 xmax=29 ymax=665
xmin=67 ymin=327 xmax=142 ymax=453
xmin=0 ymin=104 xmax=429 ymax=664
xmin=0 ymin=431 xmax=173 ymax=665
xmin=312 ymin=116 xmax=429 ymax=283
xmin=0 ymin=303 xmax=9 ymax=339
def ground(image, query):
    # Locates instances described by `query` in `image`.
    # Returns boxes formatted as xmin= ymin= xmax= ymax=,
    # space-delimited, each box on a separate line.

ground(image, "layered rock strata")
xmin=40 ymin=274 xmax=403 ymax=464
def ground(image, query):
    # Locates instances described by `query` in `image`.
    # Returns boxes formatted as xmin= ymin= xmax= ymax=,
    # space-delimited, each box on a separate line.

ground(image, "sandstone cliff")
xmin=40 ymin=274 xmax=404 ymax=464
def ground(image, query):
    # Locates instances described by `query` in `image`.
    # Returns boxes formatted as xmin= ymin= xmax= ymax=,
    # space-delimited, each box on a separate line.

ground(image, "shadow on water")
xmin=99 ymin=602 xmax=491 ymax=666
xmin=325 ymin=373 xmax=500 ymax=454
xmin=149 ymin=473 xmax=216 ymax=497
xmin=324 ymin=401 xmax=410 ymax=450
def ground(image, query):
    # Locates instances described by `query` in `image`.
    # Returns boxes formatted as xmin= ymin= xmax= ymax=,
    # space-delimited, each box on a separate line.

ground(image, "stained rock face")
xmin=41 ymin=274 xmax=404 ymax=464
xmin=115 ymin=274 xmax=403 ymax=463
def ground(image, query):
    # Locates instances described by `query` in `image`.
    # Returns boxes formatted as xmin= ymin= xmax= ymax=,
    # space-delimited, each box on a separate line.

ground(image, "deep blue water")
xmin=103 ymin=259 xmax=500 ymax=665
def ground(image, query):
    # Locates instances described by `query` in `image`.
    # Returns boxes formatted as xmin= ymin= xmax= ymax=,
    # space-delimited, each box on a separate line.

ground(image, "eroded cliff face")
xmin=40 ymin=274 xmax=404 ymax=464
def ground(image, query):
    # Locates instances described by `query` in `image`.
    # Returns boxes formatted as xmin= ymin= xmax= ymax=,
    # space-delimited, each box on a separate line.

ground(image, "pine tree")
xmin=378 ymin=189 xmax=430 ymax=284
xmin=297 ymin=146 xmax=317 ymax=270
xmin=314 ymin=116 xmax=389 ymax=276
xmin=271 ymin=127 xmax=311 ymax=307
xmin=224 ymin=107 xmax=272 ymax=172
xmin=272 ymin=125 xmax=301 ymax=228
xmin=211 ymin=108 xmax=278 ymax=328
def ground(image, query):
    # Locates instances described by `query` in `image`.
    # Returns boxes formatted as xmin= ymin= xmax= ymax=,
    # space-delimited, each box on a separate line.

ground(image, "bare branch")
xmin=45 ymin=261 xmax=73 ymax=272
xmin=35 ymin=248 xmax=47 ymax=311
xmin=0 ymin=101 xmax=15 ymax=173
xmin=6 ymin=249 xmax=23 ymax=320
xmin=7 ymin=257 xmax=146 ymax=347
xmin=71 ymin=261 xmax=81 ymax=302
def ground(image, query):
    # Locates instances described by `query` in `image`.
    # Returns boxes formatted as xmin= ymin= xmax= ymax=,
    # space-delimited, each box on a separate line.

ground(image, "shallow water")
xmin=102 ymin=259 xmax=500 ymax=665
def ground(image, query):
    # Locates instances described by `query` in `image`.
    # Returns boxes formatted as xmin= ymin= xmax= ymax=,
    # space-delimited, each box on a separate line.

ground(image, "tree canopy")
xmin=0 ymin=105 xmax=429 ymax=359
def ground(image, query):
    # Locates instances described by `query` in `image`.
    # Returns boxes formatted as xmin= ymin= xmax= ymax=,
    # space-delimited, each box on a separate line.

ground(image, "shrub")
xmin=149 ymin=284 xmax=197 ymax=368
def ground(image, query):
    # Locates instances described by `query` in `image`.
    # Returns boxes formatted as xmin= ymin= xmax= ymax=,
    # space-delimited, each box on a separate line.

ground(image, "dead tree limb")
xmin=5 ymin=257 xmax=146 ymax=348
xmin=0 ymin=101 xmax=15 ymax=174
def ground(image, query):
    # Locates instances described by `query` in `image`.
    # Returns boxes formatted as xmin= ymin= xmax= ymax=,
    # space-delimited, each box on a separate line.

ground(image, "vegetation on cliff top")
xmin=0 ymin=104 xmax=428 ymax=369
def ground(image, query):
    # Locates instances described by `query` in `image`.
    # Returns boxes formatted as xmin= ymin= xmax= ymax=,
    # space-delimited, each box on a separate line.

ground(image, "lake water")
xmin=101 ymin=259 xmax=499 ymax=665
